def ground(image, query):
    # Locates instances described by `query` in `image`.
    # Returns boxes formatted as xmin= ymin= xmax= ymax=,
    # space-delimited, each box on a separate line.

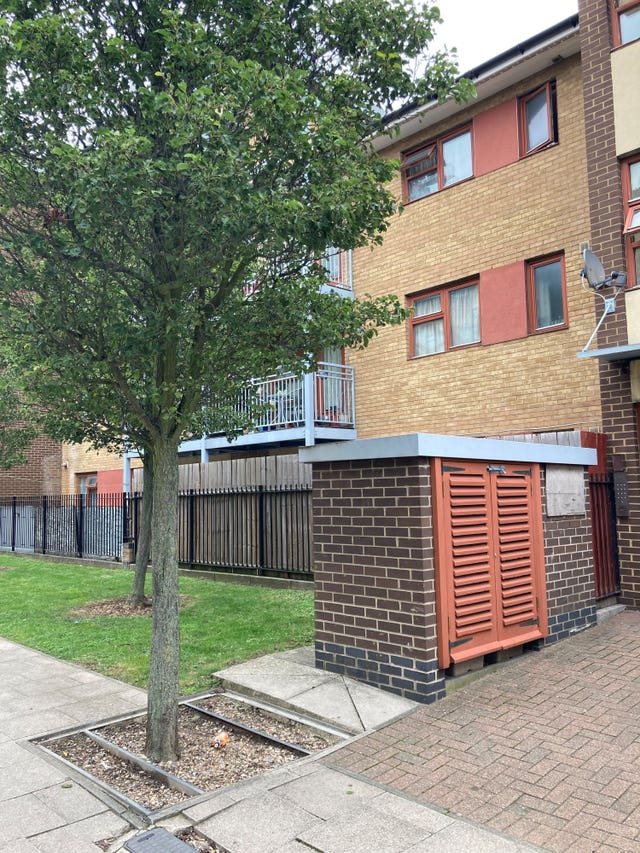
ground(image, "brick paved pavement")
xmin=325 ymin=611 xmax=640 ymax=853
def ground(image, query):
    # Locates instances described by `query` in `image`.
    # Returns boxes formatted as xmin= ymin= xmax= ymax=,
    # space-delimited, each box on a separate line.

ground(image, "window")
xmin=77 ymin=473 xmax=98 ymax=505
xmin=611 ymin=0 xmax=640 ymax=46
xmin=519 ymin=82 xmax=557 ymax=155
xmin=527 ymin=255 xmax=566 ymax=332
xmin=409 ymin=282 xmax=480 ymax=357
xmin=403 ymin=128 xmax=473 ymax=202
xmin=623 ymin=156 xmax=640 ymax=285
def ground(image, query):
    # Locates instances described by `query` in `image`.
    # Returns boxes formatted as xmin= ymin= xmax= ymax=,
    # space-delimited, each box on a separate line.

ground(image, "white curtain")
xmin=449 ymin=285 xmax=479 ymax=347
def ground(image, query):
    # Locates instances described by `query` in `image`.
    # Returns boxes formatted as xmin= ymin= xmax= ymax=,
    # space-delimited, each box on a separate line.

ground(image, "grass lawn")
xmin=0 ymin=554 xmax=314 ymax=694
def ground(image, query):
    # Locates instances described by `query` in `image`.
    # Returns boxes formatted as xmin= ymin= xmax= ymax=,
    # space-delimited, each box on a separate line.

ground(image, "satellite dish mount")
xmin=581 ymin=248 xmax=627 ymax=352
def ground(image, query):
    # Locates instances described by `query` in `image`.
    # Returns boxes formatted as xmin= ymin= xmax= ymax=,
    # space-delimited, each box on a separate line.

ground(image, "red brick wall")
xmin=0 ymin=434 xmax=63 ymax=498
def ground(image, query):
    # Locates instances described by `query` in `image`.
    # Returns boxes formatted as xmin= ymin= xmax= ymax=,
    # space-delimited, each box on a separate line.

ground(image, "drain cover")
xmin=124 ymin=827 xmax=194 ymax=852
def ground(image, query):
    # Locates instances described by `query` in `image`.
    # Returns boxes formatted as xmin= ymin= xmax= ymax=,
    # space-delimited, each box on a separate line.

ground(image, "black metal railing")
xmin=0 ymin=486 xmax=314 ymax=577
xmin=0 ymin=493 xmax=130 ymax=561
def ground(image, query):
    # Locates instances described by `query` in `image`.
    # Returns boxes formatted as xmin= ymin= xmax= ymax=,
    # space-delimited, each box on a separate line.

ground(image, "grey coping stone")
xmin=197 ymin=789 xmax=322 ymax=853
xmin=296 ymin=802 xmax=431 ymax=853
xmin=272 ymin=765 xmax=379 ymax=819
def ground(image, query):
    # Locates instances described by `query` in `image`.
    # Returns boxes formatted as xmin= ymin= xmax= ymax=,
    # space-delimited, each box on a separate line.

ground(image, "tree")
xmin=0 ymin=0 xmax=473 ymax=761
xmin=0 ymin=356 xmax=37 ymax=470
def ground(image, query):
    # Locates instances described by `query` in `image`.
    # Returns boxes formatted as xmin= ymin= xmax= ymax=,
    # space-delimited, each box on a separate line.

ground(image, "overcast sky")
xmin=431 ymin=0 xmax=579 ymax=73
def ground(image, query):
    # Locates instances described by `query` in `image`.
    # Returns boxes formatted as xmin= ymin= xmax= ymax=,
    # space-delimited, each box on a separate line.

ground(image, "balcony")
xmin=320 ymin=248 xmax=353 ymax=296
xmin=178 ymin=361 xmax=356 ymax=457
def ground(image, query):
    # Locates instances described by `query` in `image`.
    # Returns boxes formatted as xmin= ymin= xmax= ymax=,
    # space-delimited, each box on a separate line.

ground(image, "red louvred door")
xmin=434 ymin=460 xmax=548 ymax=669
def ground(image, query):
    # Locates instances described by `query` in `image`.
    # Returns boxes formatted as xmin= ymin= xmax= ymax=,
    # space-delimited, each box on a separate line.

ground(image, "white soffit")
xmin=374 ymin=24 xmax=580 ymax=151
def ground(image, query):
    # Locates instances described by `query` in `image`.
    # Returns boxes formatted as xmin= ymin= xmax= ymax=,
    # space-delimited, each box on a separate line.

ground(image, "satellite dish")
xmin=583 ymin=248 xmax=606 ymax=289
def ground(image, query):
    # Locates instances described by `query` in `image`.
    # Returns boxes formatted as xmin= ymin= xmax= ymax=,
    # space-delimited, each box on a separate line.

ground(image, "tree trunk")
xmin=145 ymin=435 xmax=181 ymax=762
xmin=129 ymin=456 xmax=153 ymax=606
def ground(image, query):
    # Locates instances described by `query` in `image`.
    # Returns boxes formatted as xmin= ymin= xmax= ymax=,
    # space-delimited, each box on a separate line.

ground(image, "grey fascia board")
xmin=299 ymin=433 xmax=597 ymax=467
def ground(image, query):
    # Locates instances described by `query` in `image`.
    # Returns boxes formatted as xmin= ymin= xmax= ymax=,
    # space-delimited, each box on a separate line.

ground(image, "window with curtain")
xmin=410 ymin=283 xmax=479 ymax=357
xmin=527 ymin=256 xmax=566 ymax=331
xmin=402 ymin=128 xmax=472 ymax=202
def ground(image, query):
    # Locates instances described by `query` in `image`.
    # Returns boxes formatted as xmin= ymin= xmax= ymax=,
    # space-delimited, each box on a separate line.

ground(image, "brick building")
xmin=299 ymin=0 xmax=640 ymax=699
xmin=575 ymin=0 xmax=640 ymax=607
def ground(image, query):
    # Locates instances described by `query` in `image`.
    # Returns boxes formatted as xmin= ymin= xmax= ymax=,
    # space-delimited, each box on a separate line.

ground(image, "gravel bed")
xmin=44 ymin=694 xmax=339 ymax=814
xmin=190 ymin=692 xmax=340 ymax=752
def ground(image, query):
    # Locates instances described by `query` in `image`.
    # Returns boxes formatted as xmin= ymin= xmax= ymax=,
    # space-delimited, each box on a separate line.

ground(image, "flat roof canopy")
xmin=300 ymin=433 xmax=597 ymax=467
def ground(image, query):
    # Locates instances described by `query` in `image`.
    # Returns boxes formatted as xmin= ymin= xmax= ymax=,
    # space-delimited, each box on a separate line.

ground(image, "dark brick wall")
xmin=312 ymin=456 xmax=597 ymax=704
xmin=0 ymin=433 xmax=63 ymax=498
xmin=579 ymin=0 xmax=640 ymax=606
xmin=540 ymin=469 xmax=598 ymax=642
xmin=313 ymin=458 xmax=445 ymax=703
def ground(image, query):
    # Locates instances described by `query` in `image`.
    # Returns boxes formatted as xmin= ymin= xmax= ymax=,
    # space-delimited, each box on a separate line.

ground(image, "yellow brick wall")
xmin=61 ymin=443 xmax=141 ymax=494
xmin=350 ymin=57 xmax=602 ymax=439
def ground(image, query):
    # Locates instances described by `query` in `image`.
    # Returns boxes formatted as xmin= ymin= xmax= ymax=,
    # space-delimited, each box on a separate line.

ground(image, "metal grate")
xmin=124 ymin=827 xmax=194 ymax=853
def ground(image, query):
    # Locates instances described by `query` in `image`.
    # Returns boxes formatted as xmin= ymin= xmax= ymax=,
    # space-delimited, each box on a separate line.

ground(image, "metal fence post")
xmin=76 ymin=493 xmax=84 ymax=558
xmin=258 ymin=485 xmax=265 ymax=576
xmin=42 ymin=495 xmax=48 ymax=554
xmin=11 ymin=496 xmax=16 ymax=552
xmin=188 ymin=489 xmax=196 ymax=566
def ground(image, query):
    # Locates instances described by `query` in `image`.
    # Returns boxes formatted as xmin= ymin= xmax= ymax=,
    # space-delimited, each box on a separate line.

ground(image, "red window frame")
xmin=622 ymin=155 xmax=640 ymax=287
xmin=610 ymin=0 xmax=640 ymax=47
xmin=526 ymin=253 xmax=568 ymax=334
xmin=518 ymin=81 xmax=557 ymax=157
xmin=408 ymin=280 xmax=480 ymax=358
xmin=402 ymin=126 xmax=473 ymax=203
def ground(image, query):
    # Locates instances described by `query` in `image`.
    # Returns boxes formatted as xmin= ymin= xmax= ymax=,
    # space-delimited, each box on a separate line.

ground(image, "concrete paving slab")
xmin=272 ymin=765 xmax=380 ymax=819
xmin=0 ymin=793 xmax=65 ymax=844
xmin=0 ymin=754 xmax=67 ymax=801
xmin=404 ymin=822 xmax=545 ymax=852
xmin=344 ymin=677 xmax=417 ymax=729
xmin=368 ymin=791 xmax=455 ymax=834
xmin=216 ymin=647 xmax=417 ymax=734
xmin=197 ymin=790 xmax=322 ymax=853
xmin=296 ymin=802 xmax=430 ymax=853
xmin=284 ymin=678 xmax=369 ymax=732
xmin=26 ymin=825 xmax=110 ymax=852
xmin=33 ymin=781 xmax=110 ymax=822
xmin=0 ymin=840 xmax=40 ymax=852
xmin=217 ymin=655 xmax=334 ymax=701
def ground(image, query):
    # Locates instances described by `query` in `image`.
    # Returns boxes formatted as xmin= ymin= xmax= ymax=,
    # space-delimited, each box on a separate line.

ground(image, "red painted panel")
xmin=473 ymin=98 xmax=519 ymax=177
xmin=97 ymin=468 xmax=124 ymax=494
xmin=580 ymin=430 xmax=607 ymax=474
xmin=480 ymin=261 xmax=527 ymax=345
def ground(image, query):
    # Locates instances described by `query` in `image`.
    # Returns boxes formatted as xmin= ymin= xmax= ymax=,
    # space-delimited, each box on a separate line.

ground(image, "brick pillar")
xmin=312 ymin=457 xmax=445 ymax=704
xmin=579 ymin=0 xmax=640 ymax=605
